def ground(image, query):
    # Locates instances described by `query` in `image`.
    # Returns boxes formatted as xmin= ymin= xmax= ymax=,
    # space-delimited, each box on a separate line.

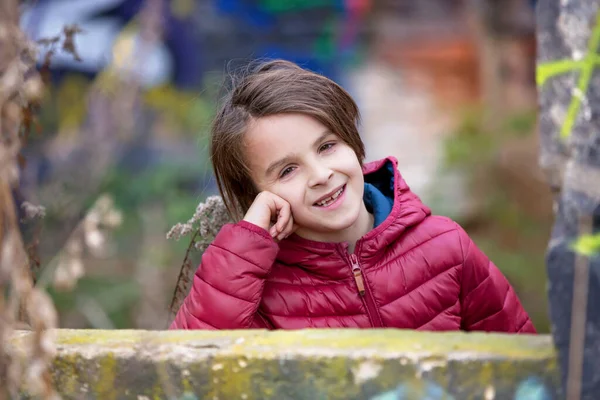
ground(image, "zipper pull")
xmin=350 ymin=254 xmax=365 ymax=296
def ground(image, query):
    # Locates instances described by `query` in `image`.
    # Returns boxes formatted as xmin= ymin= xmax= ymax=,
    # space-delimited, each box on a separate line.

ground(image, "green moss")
xmin=53 ymin=329 xmax=254 ymax=347
xmin=302 ymin=357 xmax=357 ymax=399
xmin=54 ymin=329 xmax=142 ymax=346
xmin=205 ymin=356 xmax=256 ymax=399
xmin=51 ymin=353 xmax=81 ymax=395
xmin=13 ymin=329 xmax=557 ymax=399
xmin=46 ymin=329 xmax=556 ymax=360
xmin=93 ymin=353 xmax=117 ymax=400
xmin=236 ymin=330 xmax=554 ymax=360
xmin=152 ymin=382 xmax=164 ymax=400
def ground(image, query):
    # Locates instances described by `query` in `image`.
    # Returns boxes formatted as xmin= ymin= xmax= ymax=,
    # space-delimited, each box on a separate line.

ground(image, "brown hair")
xmin=210 ymin=59 xmax=365 ymax=220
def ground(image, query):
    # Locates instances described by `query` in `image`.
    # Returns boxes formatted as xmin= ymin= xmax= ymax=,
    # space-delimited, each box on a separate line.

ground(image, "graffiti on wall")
xmin=536 ymin=9 xmax=600 ymax=139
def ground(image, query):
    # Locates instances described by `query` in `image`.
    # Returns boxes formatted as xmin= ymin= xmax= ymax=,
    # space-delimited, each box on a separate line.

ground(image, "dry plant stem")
xmin=566 ymin=215 xmax=593 ymax=400
xmin=31 ymin=0 xmax=159 ymax=267
xmin=21 ymin=202 xmax=47 ymax=283
xmin=30 ymin=193 xmax=122 ymax=294
xmin=0 ymin=182 xmax=22 ymax=400
xmin=1 ymin=173 xmax=57 ymax=399
xmin=0 ymin=179 xmax=28 ymax=309
xmin=166 ymin=196 xmax=233 ymax=325
xmin=0 ymin=0 xmax=60 ymax=397
xmin=26 ymin=221 xmax=43 ymax=283
xmin=168 ymin=230 xmax=199 ymax=324
xmin=0 ymin=0 xmax=29 ymax=395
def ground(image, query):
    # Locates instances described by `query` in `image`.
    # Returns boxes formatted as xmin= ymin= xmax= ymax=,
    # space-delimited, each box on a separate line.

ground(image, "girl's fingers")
xmin=263 ymin=192 xmax=293 ymax=240
xmin=275 ymin=203 xmax=291 ymax=233
xmin=275 ymin=216 xmax=290 ymax=240
xmin=278 ymin=217 xmax=295 ymax=241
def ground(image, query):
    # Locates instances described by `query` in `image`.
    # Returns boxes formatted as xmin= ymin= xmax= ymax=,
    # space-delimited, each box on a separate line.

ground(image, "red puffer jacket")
xmin=171 ymin=157 xmax=535 ymax=333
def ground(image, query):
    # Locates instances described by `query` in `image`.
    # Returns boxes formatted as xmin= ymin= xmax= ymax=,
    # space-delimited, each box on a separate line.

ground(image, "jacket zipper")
xmin=349 ymin=254 xmax=383 ymax=327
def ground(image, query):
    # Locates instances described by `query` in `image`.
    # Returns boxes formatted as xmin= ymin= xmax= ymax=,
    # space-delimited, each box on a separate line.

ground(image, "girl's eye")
xmin=319 ymin=142 xmax=336 ymax=152
xmin=280 ymin=166 xmax=295 ymax=178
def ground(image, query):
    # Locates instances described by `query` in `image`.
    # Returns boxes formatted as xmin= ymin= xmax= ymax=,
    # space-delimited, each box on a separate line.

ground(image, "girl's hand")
xmin=243 ymin=191 xmax=297 ymax=241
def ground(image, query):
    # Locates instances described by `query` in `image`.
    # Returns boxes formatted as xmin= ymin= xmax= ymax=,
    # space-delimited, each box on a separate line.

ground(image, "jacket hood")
xmin=277 ymin=156 xmax=431 ymax=272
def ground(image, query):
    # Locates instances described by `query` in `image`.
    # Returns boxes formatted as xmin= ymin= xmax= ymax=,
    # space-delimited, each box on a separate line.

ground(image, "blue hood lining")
xmin=363 ymin=161 xmax=395 ymax=228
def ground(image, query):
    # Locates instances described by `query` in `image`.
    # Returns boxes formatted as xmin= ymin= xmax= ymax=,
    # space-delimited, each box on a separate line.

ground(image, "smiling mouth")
xmin=314 ymin=185 xmax=346 ymax=207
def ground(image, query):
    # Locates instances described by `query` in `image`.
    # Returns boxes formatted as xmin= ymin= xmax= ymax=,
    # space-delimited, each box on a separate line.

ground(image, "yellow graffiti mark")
xmin=537 ymin=59 xmax=587 ymax=87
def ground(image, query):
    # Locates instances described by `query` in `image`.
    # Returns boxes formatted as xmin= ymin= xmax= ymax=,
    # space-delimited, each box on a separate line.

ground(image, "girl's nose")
xmin=308 ymin=163 xmax=333 ymax=187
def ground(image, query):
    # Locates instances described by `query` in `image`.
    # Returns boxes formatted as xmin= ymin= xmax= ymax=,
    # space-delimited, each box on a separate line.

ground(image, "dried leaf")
xmin=41 ymin=48 xmax=55 ymax=76
xmin=22 ymin=76 xmax=43 ymax=102
xmin=36 ymin=37 xmax=60 ymax=47
xmin=61 ymin=24 xmax=82 ymax=62
xmin=20 ymin=201 xmax=46 ymax=221
xmin=53 ymin=261 xmax=74 ymax=292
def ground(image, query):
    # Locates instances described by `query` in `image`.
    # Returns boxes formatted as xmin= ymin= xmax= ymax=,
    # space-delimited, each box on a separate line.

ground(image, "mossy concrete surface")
xmin=9 ymin=329 xmax=559 ymax=399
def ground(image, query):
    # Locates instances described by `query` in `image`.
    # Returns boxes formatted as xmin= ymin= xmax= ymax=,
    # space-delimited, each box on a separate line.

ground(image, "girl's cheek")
xmin=277 ymin=186 xmax=301 ymax=207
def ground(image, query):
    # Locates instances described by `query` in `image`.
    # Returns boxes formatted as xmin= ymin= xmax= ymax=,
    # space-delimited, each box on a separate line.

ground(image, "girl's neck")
xmin=345 ymin=203 xmax=374 ymax=253
xmin=295 ymin=202 xmax=374 ymax=252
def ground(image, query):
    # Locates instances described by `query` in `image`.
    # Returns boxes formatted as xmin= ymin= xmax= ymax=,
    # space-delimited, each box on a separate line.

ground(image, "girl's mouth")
xmin=313 ymin=185 xmax=346 ymax=209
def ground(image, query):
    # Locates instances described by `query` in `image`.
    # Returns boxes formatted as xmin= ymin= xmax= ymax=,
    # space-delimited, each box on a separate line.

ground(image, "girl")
xmin=170 ymin=60 xmax=535 ymax=333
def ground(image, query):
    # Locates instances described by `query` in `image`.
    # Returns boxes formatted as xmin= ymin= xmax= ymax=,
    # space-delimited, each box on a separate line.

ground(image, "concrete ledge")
xmin=10 ymin=329 xmax=558 ymax=399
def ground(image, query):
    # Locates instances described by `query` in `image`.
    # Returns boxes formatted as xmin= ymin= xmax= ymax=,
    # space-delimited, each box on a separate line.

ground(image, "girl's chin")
xmin=300 ymin=216 xmax=360 ymax=235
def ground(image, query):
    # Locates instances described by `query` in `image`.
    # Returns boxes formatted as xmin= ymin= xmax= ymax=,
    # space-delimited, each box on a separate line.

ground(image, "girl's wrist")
xmin=242 ymin=217 xmax=269 ymax=231
xmin=237 ymin=220 xmax=273 ymax=240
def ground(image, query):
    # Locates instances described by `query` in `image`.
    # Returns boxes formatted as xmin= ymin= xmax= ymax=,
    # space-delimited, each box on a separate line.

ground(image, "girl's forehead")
xmin=246 ymin=114 xmax=329 ymax=147
xmin=244 ymin=114 xmax=333 ymax=175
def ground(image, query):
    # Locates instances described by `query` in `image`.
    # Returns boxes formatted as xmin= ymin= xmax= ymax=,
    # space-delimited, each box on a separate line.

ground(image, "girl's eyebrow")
xmin=264 ymin=130 xmax=332 ymax=177
xmin=312 ymin=130 xmax=334 ymax=148
xmin=265 ymin=155 xmax=296 ymax=177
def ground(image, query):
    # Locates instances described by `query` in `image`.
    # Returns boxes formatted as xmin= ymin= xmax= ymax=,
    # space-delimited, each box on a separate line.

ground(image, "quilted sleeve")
xmin=170 ymin=221 xmax=278 ymax=330
xmin=456 ymin=224 xmax=536 ymax=334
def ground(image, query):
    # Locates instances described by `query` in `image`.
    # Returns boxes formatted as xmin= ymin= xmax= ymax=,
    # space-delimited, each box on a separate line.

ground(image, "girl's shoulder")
xmin=402 ymin=214 xmax=462 ymax=238
xmin=398 ymin=214 xmax=466 ymax=254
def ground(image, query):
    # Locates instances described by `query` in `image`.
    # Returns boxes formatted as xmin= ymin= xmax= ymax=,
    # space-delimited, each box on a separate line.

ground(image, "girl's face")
xmin=245 ymin=113 xmax=369 ymax=243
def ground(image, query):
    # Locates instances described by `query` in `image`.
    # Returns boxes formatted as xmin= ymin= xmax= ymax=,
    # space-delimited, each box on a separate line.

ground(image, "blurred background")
xmin=17 ymin=0 xmax=550 ymax=331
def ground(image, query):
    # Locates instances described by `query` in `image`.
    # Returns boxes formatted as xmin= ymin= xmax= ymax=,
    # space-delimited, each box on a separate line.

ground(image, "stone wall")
xmin=537 ymin=1 xmax=600 ymax=398
xmin=10 ymin=329 xmax=557 ymax=399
